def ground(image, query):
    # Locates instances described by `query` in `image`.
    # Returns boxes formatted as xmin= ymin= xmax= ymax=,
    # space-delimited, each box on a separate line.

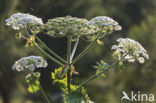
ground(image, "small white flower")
xmin=111 ymin=45 xmax=118 ymax=49
xmin=87 ymin=16 xmax=122 ymax=31
xmin=25 ymin=73 xmax=32 ymax=79
xmin=28 ymin=64 xmax=35 ymax=71
xmin=25 ymin=72 xmax=41 ymax=79
xmin=12 ymin=56 xmax=48 ymax=72
xmin=128 ymin=59 xmax=135 ymax=63
xmin=112 ymin=38 xmax=149 ymax=63
xmin=36 ymin=61 xmax=48 ymax=68
xmin=43 ymin=16 xmax=99 ymax=38
xmin=138 ymin=57 xmax=145 ymax=63
xmin=6 ymin=13 xmax=43 ymax=30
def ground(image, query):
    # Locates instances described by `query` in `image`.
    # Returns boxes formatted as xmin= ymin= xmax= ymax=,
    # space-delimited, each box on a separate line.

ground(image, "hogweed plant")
xmin=6 ymin=13 xmax=149 ymax=103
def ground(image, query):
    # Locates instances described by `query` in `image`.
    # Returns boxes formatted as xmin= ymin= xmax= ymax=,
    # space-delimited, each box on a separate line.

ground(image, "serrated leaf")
xmin=25 ymin=73 xmax=40 ymax=93
xmin=96 ymin=70 xmax=105 ymax=78
xmin=28 ymin=83 xmax=40 ymax=93
xmin=51 ymin=67 xmax=63 ymax=81
xmin=93 ymin=60 xmax=110 ymax=71
xmin=63 ymin=94 xmax=86 ymax=103
xmin=62 ymin=86 xmax=90 ymax=103
xmin=100 ymin=60 xmax=105 ymax=64
xmin=51 ymin=67 xmax=93 ymax=103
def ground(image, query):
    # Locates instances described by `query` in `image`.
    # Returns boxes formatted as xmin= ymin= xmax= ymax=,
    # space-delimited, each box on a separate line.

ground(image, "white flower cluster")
xmin=43 ymin=16 xmax=99 ymax=39
xmin=12 ymin=56 xmax=48 ymax=72
xmin=111 ymin=38 xmax=149 ymax=63
xmin=6 ymin=13 xmax=43 ymax=30
xmin=87 ymin=16 xmax=122 ymax=33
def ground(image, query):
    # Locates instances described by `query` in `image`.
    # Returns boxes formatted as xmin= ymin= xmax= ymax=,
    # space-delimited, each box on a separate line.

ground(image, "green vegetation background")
xmin=0 ymin=0 xmax=156 ymax=103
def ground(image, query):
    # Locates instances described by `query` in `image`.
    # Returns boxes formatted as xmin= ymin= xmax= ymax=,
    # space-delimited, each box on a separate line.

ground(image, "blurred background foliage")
xmin=0 ymin=0 xmax=156 ymax=103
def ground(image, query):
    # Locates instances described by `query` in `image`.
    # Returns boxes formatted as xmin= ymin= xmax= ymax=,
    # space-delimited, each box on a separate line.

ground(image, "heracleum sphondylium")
xmin=12 ymin=56 xmax=48 ymax=72
xmin=111 ymin=38 xmax=149 ymax=63
xmin=6 ymin=13 xmax=43 ymax=30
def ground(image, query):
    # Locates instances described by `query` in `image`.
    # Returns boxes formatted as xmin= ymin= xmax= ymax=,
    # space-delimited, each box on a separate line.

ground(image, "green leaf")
xmin=51 ymin=67 xmax=63 ymax=82
xmin=63 ymin=94 xmax=87 ymax=103
xmin=93 ymin=60 xmax=110 ymax=72
xmin=93 ymin=60 xmax=111 ymax=78
xmin=62 ymin=86 xmax=91 ymax=103
xmin=51 ymin=68 xmax=94 ymax=103
xmin=28 ymin=82 xmax=40 ymax=93
xmin=25 ymin=72 xmax=40 ymax=93
xmin=96 ymin=69 xmax=105 ymax=78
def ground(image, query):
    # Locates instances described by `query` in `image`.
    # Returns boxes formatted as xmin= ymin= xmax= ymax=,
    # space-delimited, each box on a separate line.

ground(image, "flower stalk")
xmin=34 ymin=35 xmax=67 ymax=64
xmin=67 ymin=36 xmax=72 ymax=92
xmin=33 ymin=43 xmax=63 ymax=66
xmin=39 ymin=85 xmax=51 ymax=103
xmin=70 ymin=37 xmax=79 ymax=62
xmin=79 ymin=54 xmax=127 ymax=88
xmin=79 ymin=61 xmax=118 ymax=88
xmin=25 ymin=27 xmax=63 ymax=66
xmin=71 ymin=32 xmax=104 ymax=65
xmin=71 ymin=38 xmax=97 ymax=64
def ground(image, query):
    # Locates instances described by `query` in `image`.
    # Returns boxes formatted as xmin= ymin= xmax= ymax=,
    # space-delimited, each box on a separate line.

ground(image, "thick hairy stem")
xmin=39 ymin=85 xmax=51 ymax=103
xmin=35 ymin=35 xmax=67 ymax=64
xmin=67 ymin=36 xmax=71 ymax=92
xmin=67 ymin=66 xmax=71 ymax=92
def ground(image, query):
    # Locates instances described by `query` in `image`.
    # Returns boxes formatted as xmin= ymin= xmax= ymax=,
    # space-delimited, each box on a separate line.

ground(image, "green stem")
xmin=71 ymin=29 xmax=105 ymax=65
xmin=24 ymin=27 xmax=63 ymax=66
xmin=79 ymin=61 xmax=118 ymax=88
xmin=70 ymin=37 xmax=79 ymax=62
xmin=39 ymin=85 xmax=51 ymax=103
xmin=34 ymin=35 xmax=67 ymax=64
xmin=71 ymin=37 xmax=98 ymax=65
xmin=33 ymin=43 xmax=63 ymax=66
xmin=67 ymin=36 xmax=71 ymax=92
xmin=67 ymin=36 xmax=71 ymax=63
xmin=79 ymin=54 xmax=127 ymax=88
